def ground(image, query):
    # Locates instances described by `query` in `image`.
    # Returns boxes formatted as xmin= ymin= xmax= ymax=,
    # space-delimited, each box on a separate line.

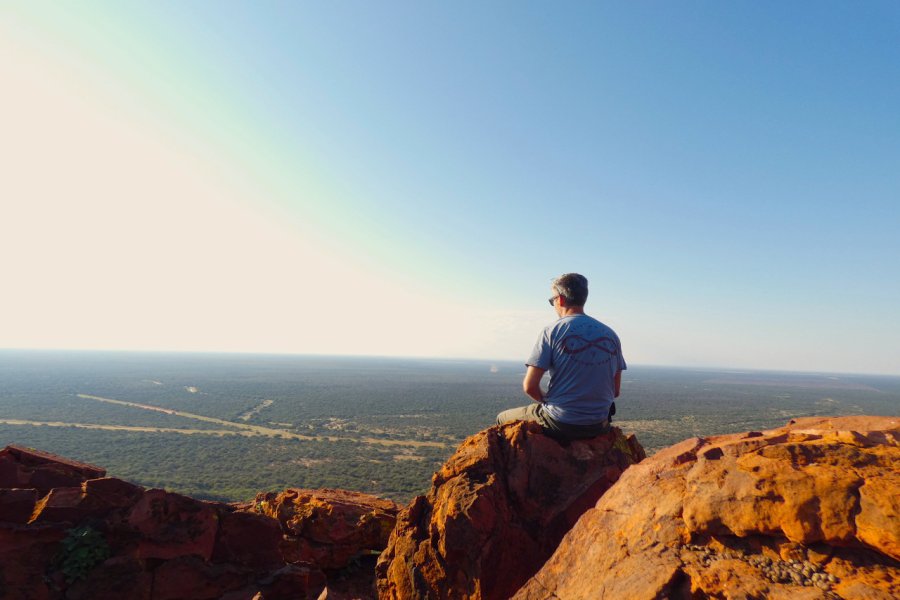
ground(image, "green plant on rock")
xmin=53 ymin=524 xmax=110 ymax=583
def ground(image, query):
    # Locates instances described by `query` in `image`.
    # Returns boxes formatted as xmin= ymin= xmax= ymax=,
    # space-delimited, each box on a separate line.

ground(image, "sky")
xmin=1 ymin=2 xmax=899 ymax=375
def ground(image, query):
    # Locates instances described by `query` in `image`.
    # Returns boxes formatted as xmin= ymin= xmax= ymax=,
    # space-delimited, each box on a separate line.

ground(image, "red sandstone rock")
xmin=28 ymin=477 xmax=145 ymax=525
xmin=150 ymin=555 xmax=254 ymax=600
xmin=212 ymin=508 xmax=284 ymax=568
xmin=0 ymin=444 xmax=352 ymax=599
xmin=216 ymin=564 xmax=330 ymax=600
xmin=83 ymin=477 xmax=145 ymax=510
xmin=314 ymin=555 xmax=382 ymax=600
xmin=0 ymin=487 xmax=38 ymax=523
xmin=0 ymin=522 xmax=67 ymax=600
xmin=127 ymin=489 xmax=219 ymax=561
xmin=29 ymin=486 xmax=89 ymax=523
xmin=513 ymin=416 xmax=900 ymax=600
xmin=0 ymin=445 xmax=105 ymax=493
xmin=253 ymin=487 xmax=399 ymax=571
xmin=375 ymin=421 xmax=646 ymax=600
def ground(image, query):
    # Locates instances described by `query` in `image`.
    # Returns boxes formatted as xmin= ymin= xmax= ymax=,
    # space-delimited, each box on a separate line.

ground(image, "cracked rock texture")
xmin=513 ymin=415 xmax=900 ymax=600
xmin=375 ymin=421 xmax=645 ymax=600
xmin=0 ymin=445 xmax=398 ymax=599
xmin=253 ymin=487 xmax=399 ymax=571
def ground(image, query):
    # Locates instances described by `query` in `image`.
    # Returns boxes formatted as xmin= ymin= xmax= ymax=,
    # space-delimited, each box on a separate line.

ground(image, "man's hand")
xmin=523 ymin=365 xmax=547 ymax=403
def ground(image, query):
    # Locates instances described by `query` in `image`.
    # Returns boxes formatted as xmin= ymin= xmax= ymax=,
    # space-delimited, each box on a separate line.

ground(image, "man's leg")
xmin=496 ymin=403 xmax=543 ymax=426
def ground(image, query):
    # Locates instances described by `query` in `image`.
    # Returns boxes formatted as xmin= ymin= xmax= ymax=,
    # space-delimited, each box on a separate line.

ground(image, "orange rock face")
xmin=375 ymin=421 xmax=646 ymax=600
xmin=252 ymin=487 xmax=400 ymax=571
xmin=514 ymin=416 xmax=900 ymax=600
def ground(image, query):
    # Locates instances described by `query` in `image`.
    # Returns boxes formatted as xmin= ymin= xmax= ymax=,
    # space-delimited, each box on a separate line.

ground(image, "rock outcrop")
xmin=5 ymin=415 xmax=900 ymax=600
xmin=513 ymin=416 xmax=900 ymax=599
xmin=0 ymin=445 xmax=399 ymax=600
xmin=254 ymin=488 xmax=399 ymax=570
xmin=0 ymin=445 xmax=105 ymax=493
xmin=375 ymin=421 xmax=646 ymax=600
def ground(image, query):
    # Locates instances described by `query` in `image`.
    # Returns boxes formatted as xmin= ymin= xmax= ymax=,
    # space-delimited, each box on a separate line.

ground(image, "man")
xmin=497 ymin=273 xmax=625 ymax=439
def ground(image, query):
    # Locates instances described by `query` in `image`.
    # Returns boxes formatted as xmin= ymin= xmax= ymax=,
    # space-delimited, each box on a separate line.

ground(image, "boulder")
xmin=127 ymin=489 xmax=220 ymax=561
xmin=83 ymin=477 xmax=145 ymax=510
xmin=253 ymin=488 xmax=399 ymax=571
xmin=514 ymin=416 xmax=900 ymax=599
xmin=375 ymin=421 xmax=645 ymax=600
xmin=29 ymin=486 xmax=91 ymax=523
xmin=212 ymin=508 xmax=285 ymax=569
xmin=28 ymin=478 xmax=145 ymax=524
xmin=0 ymin=446 xmax=105 ymax=493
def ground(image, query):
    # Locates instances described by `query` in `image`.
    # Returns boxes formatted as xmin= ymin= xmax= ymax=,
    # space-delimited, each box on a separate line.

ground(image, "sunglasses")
xmin=548 ymin=295 xmax=559 ymax=306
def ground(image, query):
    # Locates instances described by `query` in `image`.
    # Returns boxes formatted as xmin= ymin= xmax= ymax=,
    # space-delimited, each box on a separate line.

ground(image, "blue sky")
xmin=2 ymin=2 xmax=899 ymax=374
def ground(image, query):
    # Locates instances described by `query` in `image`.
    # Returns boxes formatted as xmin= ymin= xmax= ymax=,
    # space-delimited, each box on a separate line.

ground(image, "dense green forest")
xmin=2 ymin=351 xmax=898 ymax=503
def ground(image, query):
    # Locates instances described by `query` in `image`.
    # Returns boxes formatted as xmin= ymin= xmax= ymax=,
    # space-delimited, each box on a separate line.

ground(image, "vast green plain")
xmin=2 ymin=350 xmax=897 ymax=503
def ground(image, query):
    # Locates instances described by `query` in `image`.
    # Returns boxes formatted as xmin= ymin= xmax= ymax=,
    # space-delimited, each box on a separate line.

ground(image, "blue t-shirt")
xmin=526 ymin=314 xmax=626 ymax=425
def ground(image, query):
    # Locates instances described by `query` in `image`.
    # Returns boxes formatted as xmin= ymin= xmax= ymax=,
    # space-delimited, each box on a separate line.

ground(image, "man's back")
xmin=527 ymin=314 xmax=625 ymax=425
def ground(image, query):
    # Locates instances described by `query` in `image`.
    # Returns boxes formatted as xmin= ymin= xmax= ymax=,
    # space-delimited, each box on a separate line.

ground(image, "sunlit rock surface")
xmin=4 ymin=415 xmax=899 ymax=600
xmin=375 ymin=421 xmax=646 ymax=600
xmin=513 ymin=416 xmax=900 ymax=600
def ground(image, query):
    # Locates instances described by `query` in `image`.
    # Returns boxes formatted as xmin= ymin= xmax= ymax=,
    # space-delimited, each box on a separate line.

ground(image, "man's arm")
xmin=523 ymin=366 xmax=547 ymax=403
xmin=614 ymin=369 xmax=622 ymax=398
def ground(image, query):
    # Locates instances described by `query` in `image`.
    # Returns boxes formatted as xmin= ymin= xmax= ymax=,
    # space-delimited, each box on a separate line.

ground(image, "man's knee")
xmin=497 ymin=407 xmax=520 ymax=425
xmin=497 ymin=404 xmax=541 ymax=425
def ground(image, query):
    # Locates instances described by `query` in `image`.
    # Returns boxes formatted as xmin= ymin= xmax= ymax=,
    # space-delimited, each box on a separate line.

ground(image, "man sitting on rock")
xmin=497 ymin=273 xmax=626 ymax=439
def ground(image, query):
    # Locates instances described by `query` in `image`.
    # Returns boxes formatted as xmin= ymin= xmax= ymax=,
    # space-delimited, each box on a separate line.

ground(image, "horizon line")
xmin=2 ymin=346 xmax=899 ymax=379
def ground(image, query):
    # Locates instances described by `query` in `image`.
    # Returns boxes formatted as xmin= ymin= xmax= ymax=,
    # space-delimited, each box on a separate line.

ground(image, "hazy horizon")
xmin=3 ymin=347 xmax=900 ymax=379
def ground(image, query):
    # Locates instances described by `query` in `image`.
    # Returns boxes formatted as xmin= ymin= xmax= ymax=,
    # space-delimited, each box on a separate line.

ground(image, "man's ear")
xmin=557 ymin=295 xmax=567 ymax=307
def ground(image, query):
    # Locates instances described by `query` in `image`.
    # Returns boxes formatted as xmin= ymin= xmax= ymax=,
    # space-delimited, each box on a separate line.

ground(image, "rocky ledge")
xmin=2 ymin=415 xmax=897 ymax=600
xmin=0 ymin=445 xmax=397 ymax=600
xmin=513 ymin=415 xmax=900 ymax=600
